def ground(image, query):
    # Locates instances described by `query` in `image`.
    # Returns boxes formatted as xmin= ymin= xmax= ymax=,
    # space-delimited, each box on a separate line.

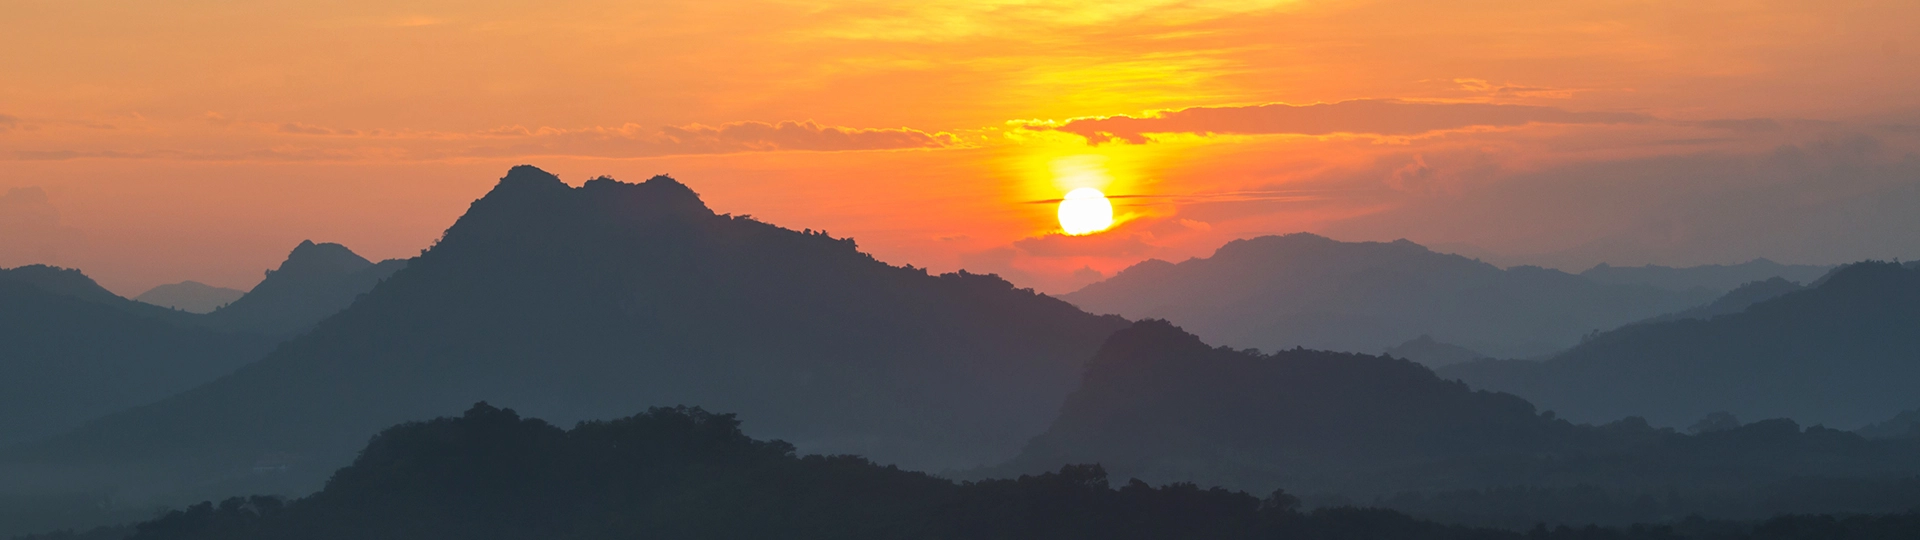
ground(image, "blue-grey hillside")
xmin=1579 ymin=259 xmax=1831 ymax=294
xmin=204 ymin=241 xmax=405 ymax=337
xmin=1441 ymin=261 xmax=1920 ymax=428
xmin=995 ymin=320 xmax=1920 ymax=525
xmin=0 ymin=267 xmax=276 ymax=447
xmin=1062 ymin=234 xmax=1717 ymax=360
xmin=135 ymin=281 xmax=245 ymax=314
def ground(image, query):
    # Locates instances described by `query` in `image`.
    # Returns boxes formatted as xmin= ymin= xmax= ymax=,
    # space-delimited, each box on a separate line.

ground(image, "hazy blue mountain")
xmin=1858 ymin=409 xmax=1920 ymax=440
xmin=1579 ymin=259 xmax=1832 ymax=294
xmin=1633 ymin=277 xmax=1804 ymax=325
xmin=205 ymin=241 xmax=405 ymax=336
xmin=0 ymin=267 xmax=276 ymax=448
xmin=1383 ymin=335 xmax=1489 ymax=367
xmin=1 ymin=166 xmax=1127 ymax=509
xmin=135 ymin=281 xmax=245 ymax=314
xmin=1062 ymin=234 xmax=1716 ymax=359
xmin=1440 ymin=261 xmax=1920 ymax=429
xmin=994 ymin=320 xmax=1920 ymax=523
xmin=0 ymin=265 xmax=176 ymax=316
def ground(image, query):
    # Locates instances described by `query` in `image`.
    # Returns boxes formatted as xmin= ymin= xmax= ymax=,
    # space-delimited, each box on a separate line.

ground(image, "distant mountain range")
xmin=0 ymin=166 xmax=1126 ymax=512
xmin=135 ymin=281 xmax=245 ymax=314
xmin=204 ymin=241 xmax=405 ymax=337
xmin=5 ymin=169 xmax=1909 ymax=537
xmin=1439 ymin=261 xmax=1920 ymax=429
xmin=1631 ymin=277 xmax=1804 ymax=325
xmin=0 ymin=267 xmax=276 ymax=447
xmin=993 ymin=320 xmax=1920 ymax=523
xmin=1062 ymin=234 xmax=1722 ymax=360
xmin=1383 ymin=335 xmax=1490 ymax=367
xmin=0 ymin=240 xmax=403 ymax=451
xmin=1578 ymin=259 xmax=1832 ymax=294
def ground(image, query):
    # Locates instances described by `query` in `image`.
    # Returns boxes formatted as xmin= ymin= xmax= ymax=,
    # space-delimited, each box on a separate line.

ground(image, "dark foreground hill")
xmin=2 ymin=166 xmax=1126 ymax=507
xmin=994 ymin=320 xmax=1920 ymax=524
xmin=204 ymin=241 xmax=405 ymax=337
xmin=26 ymin=405 xmax=1920 ymax=540
xmin=1061 ymin=234 xmax=1716 ymax=360
xmin=1441 ymin=261 xmax=1920 ymax=428
xmin=0 ymin=267 xmax=276 ymax=447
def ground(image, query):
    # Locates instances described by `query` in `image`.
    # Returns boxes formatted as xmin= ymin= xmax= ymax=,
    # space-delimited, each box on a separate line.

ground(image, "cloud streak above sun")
xmin=1025 ymin=100 xmax=1653 ymax=144
xmin=6 ymin=119 xmax=960 ymax=162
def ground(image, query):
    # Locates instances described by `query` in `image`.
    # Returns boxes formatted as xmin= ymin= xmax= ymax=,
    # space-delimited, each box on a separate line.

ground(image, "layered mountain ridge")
xmin=2 ymin=166 xmax=1127 ymax=505
xmin=1063 ymin=233 xmax=1718 ymax=360
xmin=1441 ymin=261 xmax=1920 ymax=428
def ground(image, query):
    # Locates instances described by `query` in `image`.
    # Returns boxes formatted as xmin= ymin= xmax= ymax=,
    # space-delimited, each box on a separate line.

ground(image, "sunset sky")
xmin=4 ymin=0 xmax=1919 ymax=295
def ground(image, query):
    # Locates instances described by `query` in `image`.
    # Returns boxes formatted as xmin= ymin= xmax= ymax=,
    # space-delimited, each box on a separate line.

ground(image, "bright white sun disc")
xmin=1057 ymin=187 xmax=1115 ymax=235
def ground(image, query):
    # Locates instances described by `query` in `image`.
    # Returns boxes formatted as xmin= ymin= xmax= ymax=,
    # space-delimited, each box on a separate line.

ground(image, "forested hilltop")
xmin=21 ymin=404 xmax=1920 ymax=540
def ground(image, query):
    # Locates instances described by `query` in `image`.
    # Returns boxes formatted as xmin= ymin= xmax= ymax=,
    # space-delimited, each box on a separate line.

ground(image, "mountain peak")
xmin=207 ymin=240 xmax=401 ymax=336
xmin=439 ymin=169 xmax=718 ymax=261
xmin=277 ymin=240 xmax=374 ymax=279
xmin=497 ymin=164 xmax=568 ymax=191
xmin=1210 ymin=233 xmax=1437 ymax=261
xmin=0 ymin=264 xmax=124 ymax=304
xmin=134 ymin=280 xmax=245 ymax=313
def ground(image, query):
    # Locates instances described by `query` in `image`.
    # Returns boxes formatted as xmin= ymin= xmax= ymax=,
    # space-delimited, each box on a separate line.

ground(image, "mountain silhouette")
xmin=1383 ymin=335 xmax=1490 ymax=367
xmin=0 ymin=266 xmax=276 ymax=447
xmin=1062 ymin=233 xmax=1717 ymax=359
xmin=136 ymin=281 xmax=245 ymax=314
xmin=46 ymin=404 xmax=1920 ymax=540
xmin=992 ymin=320 xmax=1920 ymax=518
xmin=1632 ymin=277 xmax=1804 ymax=325
xmin=1440 ymin=261 xmax=1920 ymax=428
xmin=205 ymin=241 xmax=405 ymax=336
xmin=83 ymin=403 xmax=1543 ymax=540
xmin=1578 ymin=259 xmax=1831 ymax=294
xmin=2 ymin=166 xmax=1127 ymax=504
xmin=1858 ymin=409 xmax=1920 ymax=440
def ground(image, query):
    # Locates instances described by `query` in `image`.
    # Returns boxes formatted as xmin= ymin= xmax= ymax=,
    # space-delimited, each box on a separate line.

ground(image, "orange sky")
xmin=4 ymin=0 xmax=1920 ymax=295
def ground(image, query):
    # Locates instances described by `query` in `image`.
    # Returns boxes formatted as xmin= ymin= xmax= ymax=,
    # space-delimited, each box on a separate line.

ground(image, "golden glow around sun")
xmin=1058 ymin=187 xmax=1116 ymax=235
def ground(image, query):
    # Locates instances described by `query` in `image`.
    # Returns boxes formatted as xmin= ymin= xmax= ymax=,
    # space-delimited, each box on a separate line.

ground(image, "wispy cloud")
xmin=5 ymin=119 xmax=961 ymax=162
xmin=1026 ymin=100 xmax=1651 ymax=144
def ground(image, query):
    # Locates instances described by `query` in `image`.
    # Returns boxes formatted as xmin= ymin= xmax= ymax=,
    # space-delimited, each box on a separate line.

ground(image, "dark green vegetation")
xmin=0 ymin=266 xmax=276 ymax=447
xmin=1063 ymin=233 xmax=1718 ymax=360
xmin=1442 ymin=261 xmax=1920 ymax=428
xmin=1 ymin=166 xmax=1127 ymax=514
xmin=996 ymin=320 xmax=1920 ymax=525
xmin=15 ymin=405 xmax=1920 ymax=540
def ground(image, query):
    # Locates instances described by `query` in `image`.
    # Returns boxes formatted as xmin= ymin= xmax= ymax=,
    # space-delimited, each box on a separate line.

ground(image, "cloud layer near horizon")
xmin=1031 ymin=100 xmax=1651 ymax=144
xmin=5 ymin=120 xmax=959 ymax=162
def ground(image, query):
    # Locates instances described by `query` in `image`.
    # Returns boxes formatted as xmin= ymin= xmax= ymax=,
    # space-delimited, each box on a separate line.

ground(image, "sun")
xmin=1058 ymin=187 xmax=1115 ymax=235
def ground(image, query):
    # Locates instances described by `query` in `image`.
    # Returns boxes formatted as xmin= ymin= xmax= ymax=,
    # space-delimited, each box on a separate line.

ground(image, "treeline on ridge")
xmin=12 ymin=404 xmax=1918 ymax=540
